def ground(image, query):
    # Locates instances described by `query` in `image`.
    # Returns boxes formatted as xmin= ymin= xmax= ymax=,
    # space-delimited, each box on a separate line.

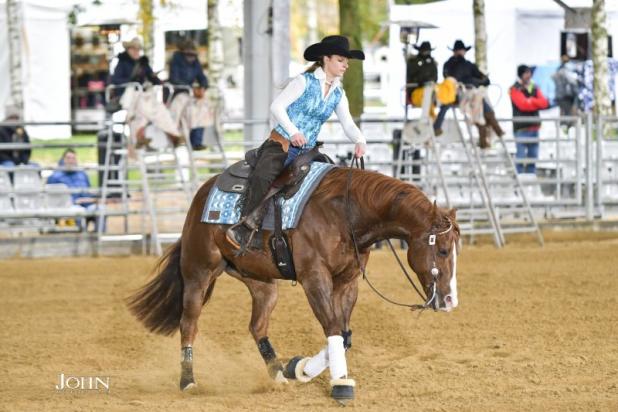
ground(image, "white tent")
xmin=386 ymin=0 xmax=618 ymax=118
xmin=0 ymin=0 xmax=73 ymax=139
xmin=0 ymin=0 xmax=210 ymax=139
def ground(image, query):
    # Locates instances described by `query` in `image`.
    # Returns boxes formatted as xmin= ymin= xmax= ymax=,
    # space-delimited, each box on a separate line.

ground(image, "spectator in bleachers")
xmin=110 ymin=37 xmax=161 ymax=98
xmin=406 ymin=41 xmax=437 ymax=104
xmin=552 ymin=54 xmax=579 ymax=131
xmin=47 ymin=148 xmax=101 ymax=231
xmin=169 ymin=40 xmax=208 ymax=94
xmin=406 ymin=41 xmax=457 ymax=125
xmin=509 ymin=64 xmax=549 ymax=174
xmin=0 ymin=105 xmax=32 ymax=168
xmin=433 ymin=40 xmax=503 ymax=148
xmin=109 ymin=39 xmax=181 ymax=149
xmin=169 ymin=40 xmax=211 ymax=150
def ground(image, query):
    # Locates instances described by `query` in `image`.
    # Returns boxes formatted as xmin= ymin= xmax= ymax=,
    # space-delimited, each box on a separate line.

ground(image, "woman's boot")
xmin=484 ymin=110 xmax=504 ymax=137
xmin=226 ymin=203 xmax=268 ymax=251
xmin=477 ymin=124 xmax=490 ymax=149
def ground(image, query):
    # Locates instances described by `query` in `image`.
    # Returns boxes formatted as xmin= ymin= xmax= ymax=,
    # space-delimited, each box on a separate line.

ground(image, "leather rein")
xmin=345 ymin=157 xmax=453 ymax=311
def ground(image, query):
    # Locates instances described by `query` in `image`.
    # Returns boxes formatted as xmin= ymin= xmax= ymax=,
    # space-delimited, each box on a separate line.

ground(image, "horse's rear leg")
xmin=179 ymin=260 xmax=224 ymax=391
xmin=229 ymin=271 xmax=287 ymax=382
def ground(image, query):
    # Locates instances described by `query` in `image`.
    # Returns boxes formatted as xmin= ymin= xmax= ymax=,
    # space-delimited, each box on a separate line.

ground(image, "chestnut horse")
xmin=127 ymin=167 xmax=460 ymax=402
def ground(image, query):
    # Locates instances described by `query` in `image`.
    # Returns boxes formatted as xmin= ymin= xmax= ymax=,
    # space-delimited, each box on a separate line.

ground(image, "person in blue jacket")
xmin=168 ymin=40 xmax=210 ymax=149
xmin=169 ymin=40 xmax=208 ymax=94
xmin=110 ymin=37 xmax=161 ymax=98
xmin=47 ymin=149 xmax=102 ymax=231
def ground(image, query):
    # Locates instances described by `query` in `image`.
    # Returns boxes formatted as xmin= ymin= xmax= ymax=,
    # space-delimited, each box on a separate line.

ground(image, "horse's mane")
xmin=313 ymin=168 xmax=434 ymax=218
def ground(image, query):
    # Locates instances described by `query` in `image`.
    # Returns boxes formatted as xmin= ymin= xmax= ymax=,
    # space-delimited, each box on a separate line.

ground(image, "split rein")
xmin=345 ymin=157 xmax=451 ymax=312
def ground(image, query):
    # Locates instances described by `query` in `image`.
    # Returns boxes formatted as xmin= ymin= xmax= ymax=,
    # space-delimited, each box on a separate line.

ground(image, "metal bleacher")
xmin=2 ymin=102 xmax=618 ymax=256
xmin=96 ymin=82 xmax=230 ymax=255
xmin=0 ymin=167 xmax=91 ymax=233
xmin=395 ymin=83 xmax=545 ymax=247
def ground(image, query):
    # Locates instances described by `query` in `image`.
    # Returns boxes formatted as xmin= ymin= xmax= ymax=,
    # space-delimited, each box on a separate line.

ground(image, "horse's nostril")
xmin=445 ymin=295 xmax=452 ymax=305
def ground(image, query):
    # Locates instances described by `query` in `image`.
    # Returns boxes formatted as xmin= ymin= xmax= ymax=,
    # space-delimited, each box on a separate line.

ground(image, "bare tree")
xmin=207 ymin=0 xmax=224 ymax=125
xmin=6 ymin=0 xmax=24 ymax=112
xmin=138 ymin=0 xmax=154 ymax=61
xmin=339 ymin=0 xmax=364 ymax=121
xmin=591 ymin=0 xmax=611 ymax=118
xmin=473 ymin=0 xmax=487 ymax=74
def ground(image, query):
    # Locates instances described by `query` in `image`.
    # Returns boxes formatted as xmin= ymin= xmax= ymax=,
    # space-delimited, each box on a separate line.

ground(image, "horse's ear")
xmin=448 ymin=208 xmax=457 ymax=220
xmin=431 ymin=200 xmax=439 ymax=222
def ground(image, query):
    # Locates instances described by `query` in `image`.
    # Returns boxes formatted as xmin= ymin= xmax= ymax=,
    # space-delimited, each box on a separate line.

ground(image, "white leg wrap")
xmin=327 ymin=335 xmax=347 ymax=380
xmin=294 ymin=358 xmax=313 ymax=383
xmin=303 ymin=347 xmax=329 ymax=379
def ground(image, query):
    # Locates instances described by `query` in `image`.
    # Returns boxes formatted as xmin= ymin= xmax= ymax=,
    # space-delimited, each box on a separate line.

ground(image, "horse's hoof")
xmin=330 ymin=378 xmax=355 ymax=402
xmin=267 ymin=361 xmax=288 ymax=384
xmin=282 ymin=356 xmax=312 ymax=383
xmin=283 ymin=356 xmax=302 ymax=379
xmin=180 ymin=381 xmax=197 ymax=392
xmin=274 ymin=369 xmax=289 ymax=384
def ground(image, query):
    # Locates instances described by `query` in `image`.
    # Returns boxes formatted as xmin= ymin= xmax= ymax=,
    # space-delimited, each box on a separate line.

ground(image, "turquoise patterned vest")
xmin=274 ymin=72 xmax=343 ymax=148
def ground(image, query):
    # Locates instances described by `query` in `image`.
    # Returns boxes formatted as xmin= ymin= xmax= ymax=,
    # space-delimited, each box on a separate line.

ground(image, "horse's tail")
xmin=126 ymin=240 xmax=185 ymax=336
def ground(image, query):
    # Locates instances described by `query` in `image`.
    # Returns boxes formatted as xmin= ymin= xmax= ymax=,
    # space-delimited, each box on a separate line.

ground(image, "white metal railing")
xmin=2 ymin=112 xmax=618 ymax=246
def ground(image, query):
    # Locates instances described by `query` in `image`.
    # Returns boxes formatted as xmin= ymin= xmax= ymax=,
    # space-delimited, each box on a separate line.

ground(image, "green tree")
xmin=357 ymin=0 xmax=388 ymax=44
xmin=339 ymin=0 xmax=363 ymax=120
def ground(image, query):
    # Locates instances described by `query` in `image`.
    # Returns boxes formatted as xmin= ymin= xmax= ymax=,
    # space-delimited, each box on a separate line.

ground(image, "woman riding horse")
xmin=127 ymin=36 xmax=460 ymax=404
xmin=226 ymin=35 xmax=367 ymax=250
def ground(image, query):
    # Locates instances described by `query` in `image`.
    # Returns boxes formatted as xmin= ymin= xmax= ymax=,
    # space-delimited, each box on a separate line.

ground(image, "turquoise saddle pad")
xmin=201 ymin=162 xmax=335 ymax=230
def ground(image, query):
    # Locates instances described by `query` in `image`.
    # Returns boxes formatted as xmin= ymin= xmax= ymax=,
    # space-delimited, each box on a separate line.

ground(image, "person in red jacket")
xmin=509 ymin=65 xmax=549 ymax=174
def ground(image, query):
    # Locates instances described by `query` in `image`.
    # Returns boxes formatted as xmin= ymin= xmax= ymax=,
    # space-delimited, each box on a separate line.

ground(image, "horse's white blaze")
xmin=447 ymin=241 xmax=459 ymax=308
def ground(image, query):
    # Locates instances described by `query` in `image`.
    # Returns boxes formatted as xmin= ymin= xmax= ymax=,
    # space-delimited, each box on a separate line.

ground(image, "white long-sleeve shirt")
xmin=270 ymin=67 xmax=366 ymax=145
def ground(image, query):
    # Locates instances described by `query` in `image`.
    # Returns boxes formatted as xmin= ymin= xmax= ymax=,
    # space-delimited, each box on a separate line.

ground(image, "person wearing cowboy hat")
xmin=168 ymin=39 xmax=210 ymax=149
xmin=434 ymin=39 xmax=503 ymax=147
xmin=406 ymin=41 xmax=438 ymax=102
xmin=443 ymin=40 xmax=485 ymax=86
xmin=110 ymin=37 xmax=161 ymax=97
xmin=169 ymin=39 xmax=208 ymax=95
xmin=226 ymin=35 xmax=367 ymax=250
xmin=110 ymin=37 xmax=182 ymax=148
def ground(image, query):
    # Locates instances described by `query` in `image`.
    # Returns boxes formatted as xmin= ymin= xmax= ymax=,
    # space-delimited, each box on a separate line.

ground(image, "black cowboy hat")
xmin=449 ymin=39 xmax=472 ymax=51
xmin=304 ymin=35 xmax=365 ymax=61
xmin=413 ymin=41 xmax=434 ymax=52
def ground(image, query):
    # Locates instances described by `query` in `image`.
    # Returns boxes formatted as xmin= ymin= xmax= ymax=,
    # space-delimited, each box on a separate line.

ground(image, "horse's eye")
xmin=438 ymin=249 xmax=449 ymax=257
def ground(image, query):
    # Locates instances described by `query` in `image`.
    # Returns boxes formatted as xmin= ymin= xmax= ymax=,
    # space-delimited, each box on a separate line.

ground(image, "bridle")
xmin=422 ymin=222 xmax=455 ymax=309
xmin=345 ymin=157 xmax=455 ymax=312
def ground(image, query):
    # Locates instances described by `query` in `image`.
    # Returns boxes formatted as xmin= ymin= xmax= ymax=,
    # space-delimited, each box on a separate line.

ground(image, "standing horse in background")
xmin=127 ymin=167 xmax=460 ymax=403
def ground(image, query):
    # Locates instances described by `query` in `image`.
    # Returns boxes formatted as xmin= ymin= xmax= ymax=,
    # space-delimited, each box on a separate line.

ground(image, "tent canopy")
xmin=0 ymin=0 xmax=209 ymax=139
xmin=386 ymin=0 xmax=618 ymax=117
